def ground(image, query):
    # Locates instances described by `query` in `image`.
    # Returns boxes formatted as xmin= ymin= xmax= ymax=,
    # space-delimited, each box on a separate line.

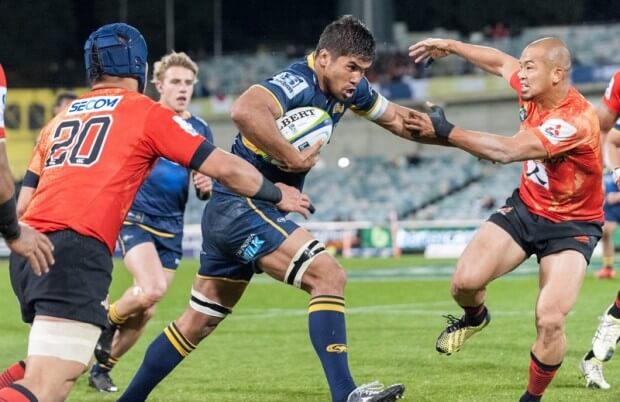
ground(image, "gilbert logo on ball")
xmin=267 ymin=106 xmax=333 ymax=165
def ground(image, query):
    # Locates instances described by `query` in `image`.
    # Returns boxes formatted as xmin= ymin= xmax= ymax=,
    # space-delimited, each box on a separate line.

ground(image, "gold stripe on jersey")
xmin=245 ymin=198 xmax=289 ymax=237
xmin=122 ymin=221 xmax=175 ymax=238
xmin=253 ymin=84 xmax=284 ymax=118
xmin=241 ymin=135 xmax=269 ymax=158
xmin=307 ymin=52 xmax=316 ymax=71
xmin=163 ymin=322 xmax=195 ymax=357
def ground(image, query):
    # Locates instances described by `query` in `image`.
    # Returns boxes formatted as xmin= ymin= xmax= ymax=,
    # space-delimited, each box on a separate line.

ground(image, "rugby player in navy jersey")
xmin=118 ymin=15 xmax=433 ymax=402
xmin=87 ymin=51 xmax=215 ymax=392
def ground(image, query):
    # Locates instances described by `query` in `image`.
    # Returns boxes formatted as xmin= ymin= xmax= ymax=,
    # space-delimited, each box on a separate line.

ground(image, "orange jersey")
xmin=23 ymin=87 xmax=209 ymax=253
xmin=602 ymin=69 xmax=620 ymax=114
xmin=0 ymin=64 xmax=6 ymax=139
xmin=509 ymin=72 xmax=603 ymax=222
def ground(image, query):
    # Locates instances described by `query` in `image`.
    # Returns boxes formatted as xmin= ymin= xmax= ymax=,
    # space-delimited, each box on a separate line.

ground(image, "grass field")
xmin=1 ymin=255 xmax=619 ymax=401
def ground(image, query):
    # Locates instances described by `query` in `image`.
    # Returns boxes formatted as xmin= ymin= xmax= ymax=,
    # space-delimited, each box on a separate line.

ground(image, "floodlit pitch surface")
xmin=1 ymin=256 xmax=618 ymax=401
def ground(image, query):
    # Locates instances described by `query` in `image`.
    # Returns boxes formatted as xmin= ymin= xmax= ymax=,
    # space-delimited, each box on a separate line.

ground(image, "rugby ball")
xmin=267 ymin=106 xmax=332 ymax=164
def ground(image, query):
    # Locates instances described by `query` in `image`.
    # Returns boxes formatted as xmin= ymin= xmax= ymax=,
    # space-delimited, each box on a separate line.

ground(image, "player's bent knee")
xmin=28 ymin=320 xmax=101 ymax=366
xmin=302 ymin=256 xmax=347 ymax=294
xmin=284 ymin=239 xmax=328 ymax=288
xmin=452 ymin=267 xmax=485 ymax=294
xmin=188 ymin=288 xmax=232 ymax=339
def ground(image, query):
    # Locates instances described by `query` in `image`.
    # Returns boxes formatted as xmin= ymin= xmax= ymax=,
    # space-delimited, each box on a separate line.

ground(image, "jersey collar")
xmin=307 ymin=52 xmax=316 ymax=71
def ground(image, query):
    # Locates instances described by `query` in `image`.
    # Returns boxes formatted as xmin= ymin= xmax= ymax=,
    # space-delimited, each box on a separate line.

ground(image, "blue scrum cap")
xmin=84 ymin=23 xmax=148 ymax=92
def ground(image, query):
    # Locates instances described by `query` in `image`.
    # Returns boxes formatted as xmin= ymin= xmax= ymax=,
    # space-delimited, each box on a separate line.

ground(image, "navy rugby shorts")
xmin=198 ymin=192 xmax=299 ymax=281
xmin=119 ymin=222 xmax=183 ymax=270
xmin=604 ymin=201 xmax=620 ymax=223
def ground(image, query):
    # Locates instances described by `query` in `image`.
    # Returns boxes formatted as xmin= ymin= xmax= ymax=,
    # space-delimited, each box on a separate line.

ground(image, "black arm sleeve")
xmin=189 ymin=141 xmax=216 ymax=171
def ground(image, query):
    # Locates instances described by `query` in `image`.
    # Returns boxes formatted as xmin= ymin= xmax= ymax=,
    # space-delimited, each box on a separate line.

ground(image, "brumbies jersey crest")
xmin=215 ymin=53 xmax=387 ymax=195
xmin=130 ymin=114 xmax=213 ymax=231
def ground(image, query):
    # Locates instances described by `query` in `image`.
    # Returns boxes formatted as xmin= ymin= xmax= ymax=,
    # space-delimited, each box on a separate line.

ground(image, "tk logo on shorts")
xmin=236 ymin=233 xmax=265 ymax=262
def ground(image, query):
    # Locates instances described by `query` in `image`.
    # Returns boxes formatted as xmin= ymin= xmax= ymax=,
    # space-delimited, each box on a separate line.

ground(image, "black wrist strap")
xmin=0 ymin=195 xmax=21 ymax=241
xmin=253 ymin=178 xmax=282 ymax=204
xmin=429 ymin=105 xmax=455 ymax=139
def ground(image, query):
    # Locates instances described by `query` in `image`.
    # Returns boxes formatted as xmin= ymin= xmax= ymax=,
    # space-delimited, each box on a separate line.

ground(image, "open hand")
xmin=193 ymin=172 xmax=213 ymax=194
xmin=6 ymin=224 xmax=54 ymax=276
xmin=274 ymin=183 xmax=314 ymax=219
xmin=409 ymin=38 xmax=453 ymax=64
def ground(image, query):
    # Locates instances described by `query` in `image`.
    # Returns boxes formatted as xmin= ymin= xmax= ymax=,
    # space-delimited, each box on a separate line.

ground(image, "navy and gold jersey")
xmin=604 ymin=172 xmax=620 ymax=197
xmin=128 ymin=114 xmax=213 ymax=233
xmin=214 ymin=53 xmax=387 ymax=194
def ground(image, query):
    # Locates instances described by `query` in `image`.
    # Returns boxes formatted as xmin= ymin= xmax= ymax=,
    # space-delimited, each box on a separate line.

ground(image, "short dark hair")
xmin=54 ymin=91 xmax=78 ymax=107
xmin=316 ymin=15 xmax=375 ymax=61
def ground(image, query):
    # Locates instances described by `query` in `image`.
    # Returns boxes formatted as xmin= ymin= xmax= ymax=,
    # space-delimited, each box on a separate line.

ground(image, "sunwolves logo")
xmin=538 ymin=118 xmax=577 ymax=145
xmin=236 ymin=234 xmax=265 ymax=262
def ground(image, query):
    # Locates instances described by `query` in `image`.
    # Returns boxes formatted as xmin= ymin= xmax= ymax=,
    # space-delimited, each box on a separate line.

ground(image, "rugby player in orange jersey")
xmin=408 ymin=37 xmax=603 ymax=401
xmin=0 ymin=23 xmax=312 ymax=402
xmin=0 ymin=64 xmax=54 ymax=278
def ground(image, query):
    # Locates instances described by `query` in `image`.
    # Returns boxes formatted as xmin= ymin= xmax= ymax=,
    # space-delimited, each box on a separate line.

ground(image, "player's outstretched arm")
xmin=409 ymin=38 xmax=519 ymax=82
xmin=373 ymin=101 xmax=453 ymax=146
xmin=195 ymin=147 xmax=312 ymax=217
xmin=407 ymin=103 xmax=547 ymax=163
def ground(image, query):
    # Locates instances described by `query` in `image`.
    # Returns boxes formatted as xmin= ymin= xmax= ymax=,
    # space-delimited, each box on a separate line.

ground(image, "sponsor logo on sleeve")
xmin=538 ymin=118 xmax=577 ymax=144
xmin=66 ymin=96 xmax=122 ymax=115
xmin=173 ymin=115 xmax=199 ymax=136
xmin=268 ymin=72 xmax=308 ymax=99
